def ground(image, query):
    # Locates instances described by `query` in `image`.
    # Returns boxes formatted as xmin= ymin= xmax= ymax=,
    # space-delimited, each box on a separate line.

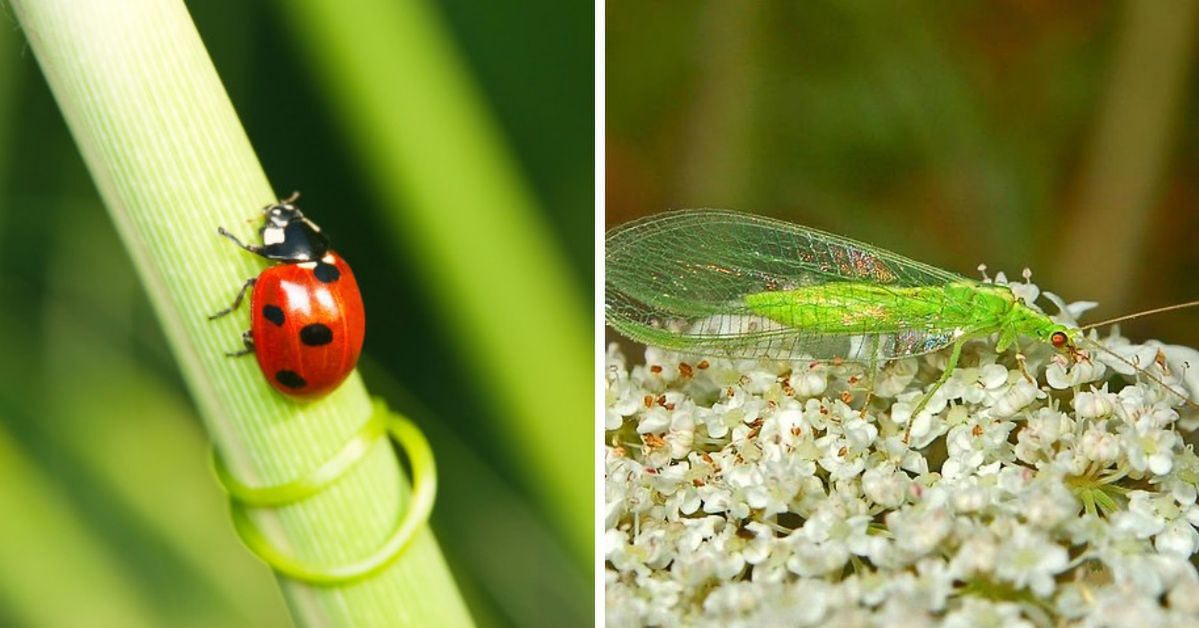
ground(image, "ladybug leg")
xmin=208 ymin=277 xmax=257 ymax=320
xmin=225 ymin=330 xmax=255 ymax=358
xmin=217 ymin=226 xmax=264 ymax=255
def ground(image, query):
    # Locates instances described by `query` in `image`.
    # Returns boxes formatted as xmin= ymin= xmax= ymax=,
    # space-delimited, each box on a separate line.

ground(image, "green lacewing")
xmin=605 ymin=209 xmax=1198 ymax=440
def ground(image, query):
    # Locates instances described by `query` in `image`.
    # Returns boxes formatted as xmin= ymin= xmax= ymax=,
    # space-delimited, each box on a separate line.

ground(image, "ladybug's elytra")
xmin=210 ymin=193 xmax=365 ymax=399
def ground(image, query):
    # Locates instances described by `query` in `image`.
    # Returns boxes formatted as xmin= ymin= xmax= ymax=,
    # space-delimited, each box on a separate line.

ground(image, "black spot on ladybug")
xmin=300 ymin=323 xmax=334 ymax=346
xmin=313 ymin=262 xmax=340 ymax=283
xmin=262 ymin=304 xmax=285 ymax=326
xmin=275 ymin=370 xmax=307 ymax=389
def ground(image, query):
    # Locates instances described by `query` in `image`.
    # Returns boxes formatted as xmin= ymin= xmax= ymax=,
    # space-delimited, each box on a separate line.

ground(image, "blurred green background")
xmin=0 ymin=1 xmax=591 ymax=627
xmin=607 ymin=1 xmax=1199 ymax=349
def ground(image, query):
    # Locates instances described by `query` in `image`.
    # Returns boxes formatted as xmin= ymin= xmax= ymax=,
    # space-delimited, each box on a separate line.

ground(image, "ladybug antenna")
xmin=261 ymin=191 xmax=303 ymax=214
xmin=1079 ymin=300 xmax=1199 ymax=331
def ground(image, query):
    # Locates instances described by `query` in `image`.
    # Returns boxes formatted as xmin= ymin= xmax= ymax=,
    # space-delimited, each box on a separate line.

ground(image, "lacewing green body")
xmin=606 ymin=209 xmax=1199 ymax=442
xmin=605 ymin=209 xmax=1073 ymax=366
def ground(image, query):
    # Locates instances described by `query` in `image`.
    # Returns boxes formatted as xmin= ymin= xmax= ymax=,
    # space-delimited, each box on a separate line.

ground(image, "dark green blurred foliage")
xmin=0 ymin=1 xmax=591 ymax=626
xmin=608 ymin=1 xmax=1199 ymax=348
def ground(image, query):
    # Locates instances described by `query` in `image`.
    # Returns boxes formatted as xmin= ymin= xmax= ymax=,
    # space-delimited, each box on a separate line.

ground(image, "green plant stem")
xmin=278 ymin=0 xmax=593 ymax=569
xmin=6 ymin=1 xmax=471 ymax=626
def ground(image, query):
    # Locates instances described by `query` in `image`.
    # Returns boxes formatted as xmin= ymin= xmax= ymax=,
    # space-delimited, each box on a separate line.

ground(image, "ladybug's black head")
xmin=264 ymin=201 xmax=304 ymax=229
xmin=256 ymin=198 xmax=330 ymax=263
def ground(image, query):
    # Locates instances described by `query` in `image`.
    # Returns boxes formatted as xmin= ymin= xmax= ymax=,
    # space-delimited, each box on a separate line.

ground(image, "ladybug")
xmin=210 ymin=193 xmax=365 ymax=399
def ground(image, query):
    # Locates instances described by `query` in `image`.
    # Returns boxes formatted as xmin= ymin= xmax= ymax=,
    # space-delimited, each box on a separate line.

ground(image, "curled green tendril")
xmin=213 ymin=407 xmax=388 ymax=506
xmin=214 ymin=399 xmax=437 ymax=585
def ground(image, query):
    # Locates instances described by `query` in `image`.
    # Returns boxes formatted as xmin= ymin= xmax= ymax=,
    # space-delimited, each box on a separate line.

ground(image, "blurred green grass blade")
xmin=0 ymin=416 xmax=160 ymax=628
xmin=0 ymin=6 xmax=16 ymax=224
xmin=362 ymin=358 xmax=591 ymax=627
xmin=0 ymin=198 xmax=286 ymax=627
xmin=7 ymin=0 xmax=472 ymax=624
xmin=0 ymin=373 xmax=286 ymax=628
xmin=39 ymin=205 xmax=290 ymax=627
xmin=276 ymin=0 xmax=592 ymax=565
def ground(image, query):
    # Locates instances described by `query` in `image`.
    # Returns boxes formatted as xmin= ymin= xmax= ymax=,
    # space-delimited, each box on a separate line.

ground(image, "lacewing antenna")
xmin=1074 ymin=299 xmax=1199 ymax=411
xmin=1076 ymin=337 xmax=1199 ymax=411
xmin=1079 ymin=300 xmax=1199 ymax=331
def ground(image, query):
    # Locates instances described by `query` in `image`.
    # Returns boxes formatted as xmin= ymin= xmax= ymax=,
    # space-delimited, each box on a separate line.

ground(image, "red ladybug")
xmin=210 ymin=194 xmax=365 ymax=399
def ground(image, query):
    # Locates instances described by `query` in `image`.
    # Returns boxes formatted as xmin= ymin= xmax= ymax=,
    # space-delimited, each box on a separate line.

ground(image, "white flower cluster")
xmin=605 ymin=277 xmax=1199 ymax=626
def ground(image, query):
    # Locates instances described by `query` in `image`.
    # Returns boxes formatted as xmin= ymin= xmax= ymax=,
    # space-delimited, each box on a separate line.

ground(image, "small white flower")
xmin=653 ymin=461 xmax=703 ymax=519
xmin=701 ymin=388 xmax=764 ymax=439
xmin=1167 ymin=571 xmax=1199 ymax=615
xmin=862 ymin=463 xmax=909 ymax=509
xmin=875 ymin=358 xmax=918 ymax=397
xmin=757 ymin=404 xmax=804 ymax=445
xmin=636 ymin=405 xmax=670 ymax=433
xmin=993 ymin=525 xmax=1069 ymax=596
xmin=886 ymin=496 xmax=953 ymax=561
xmin=734 ymin=521 xmax=774 ymax=565
xmin=639 ymin=346 xmax=682 ymax=388
xmin=815 ymin=432 xmax=866 ymax=481
xmin=1042 ymin=292 xmax=1096 ymax=326
xmin=673 ymin=518 xmax=749 ymax=583
xmin=947 ymin=476 xmax=991 ymax=512
xmin=1074 ymin=384 xmax=1118 ymax=418
xmin=877 ymin=557 xmax=953 ymax=613
xmin=604 ymin=357 xmax=642 ymax=430
xmin=1156 ymin=518 xmax=1199 ymax=557
xmin=1159 ymin=343 xmax=1199 ymax=413
xmin=606 ymin=524 xmax=671 ymax=574
xmin=1099 ymin=339 xmax=1161 ymax=378
xmin=1020 ymin=478 xmax=1077 ymax=529
xmin=956 ymin=363 xmax=1009 ymax=404
xmin=604 ymin=307 xmax=1199 ymax=625
xmin=1123 ymin=421 xmax=1179 ymax=475
xmin=1014 ymin=407 xmax=1072 ymax=463
xmin=785 ymin=537 xmax=849 ymax=577
xmin=740 ymin=462 xmax=806 ymax=518
xmin=741 ymin=367 xmax=779 ymax=394
xmin=1078 ymin=424 xmax=1120 ymax=465
xmin=1083 ymin=586 xmax=1167 ymax=627
xmin=945 ymin=418 xmax=1013 ymax=473
xmin=1005 ymin=270 xmax=1041 ymax=305
xmin=991 ymin=374 xmax=1043 ymax=418
xmin=891 ymin=389 xmax=950 ymax=447
xmin=636 ymin=404 xmax=695 ymax=463
xmin=630 ymin=572 xmax=684 ymax=626
xmin=789 ymin=362 xmax=829 ymax=397
xmin=1161 ymin=450 xmax=1199 ymax=506
xmin=948 ymin=527 xmax=998 ymax=579
xmin=943 ymin=597 xmax=1033 ymax=628
xmin=1113 ymin=491 xmax=1167 ymax=539
xmin=1046 ymin=353 xmax=1107 ymax=389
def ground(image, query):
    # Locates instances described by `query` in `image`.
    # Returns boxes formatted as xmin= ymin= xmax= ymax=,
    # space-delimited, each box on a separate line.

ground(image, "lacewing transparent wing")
xmin=605 ymin=209 xmax=988 ymax=361
xmin=607 ymin=209 xmax=1199 ymax=443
